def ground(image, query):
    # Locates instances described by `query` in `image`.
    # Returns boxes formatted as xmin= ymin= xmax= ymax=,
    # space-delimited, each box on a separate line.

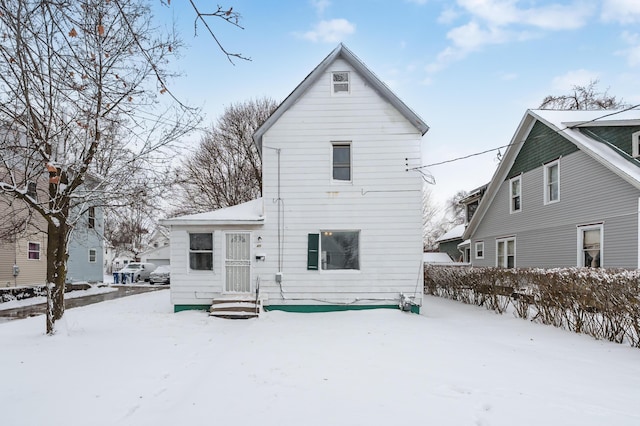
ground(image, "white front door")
xmin=224 ymin=232 xmax=251 ymax=293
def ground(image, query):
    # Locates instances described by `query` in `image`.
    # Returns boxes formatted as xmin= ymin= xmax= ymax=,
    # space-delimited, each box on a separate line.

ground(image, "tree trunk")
xmin=46 ymin=217 xmax=69 ymax=334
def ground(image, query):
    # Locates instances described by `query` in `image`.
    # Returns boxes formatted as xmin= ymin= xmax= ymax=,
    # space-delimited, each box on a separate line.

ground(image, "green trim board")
xmin=265 ymin=304 xmax=421 ymax=314
xmin=174 ymin=304 xmax=211 ymax=313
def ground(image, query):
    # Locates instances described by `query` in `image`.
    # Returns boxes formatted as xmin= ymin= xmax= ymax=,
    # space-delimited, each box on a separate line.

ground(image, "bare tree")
xmin=173 ymin=97 xmax=278 ymax=215
xmin=0 ymin=0 xmax=206 ymax=333
xmin=540 ymin=79 xmax=627 ymax=110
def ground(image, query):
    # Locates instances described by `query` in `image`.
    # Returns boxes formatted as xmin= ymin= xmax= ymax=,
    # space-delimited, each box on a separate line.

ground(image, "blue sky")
xmin=157 ymin=0 xmax=640 ymax=210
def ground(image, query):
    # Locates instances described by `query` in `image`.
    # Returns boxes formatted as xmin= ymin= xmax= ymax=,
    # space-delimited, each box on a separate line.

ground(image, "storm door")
xmin=224 ymin=232 xmax=251 ymax=293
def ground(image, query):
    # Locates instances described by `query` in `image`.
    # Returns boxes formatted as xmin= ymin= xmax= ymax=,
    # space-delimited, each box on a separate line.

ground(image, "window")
xmin=510 ymin=176 xmax=521 ymax=213
xmin=189 ymin=233 xmax=213 ymax=270
xmin=544 ymin=160 xmax=560 ymax=204
xmin=88 ymin=206 xmax=96 ymax=229
xmin=332 ymin=71 xmax=349 ymax=93
xmin=310 ymin=230 xmax=360 ymax=270
xmin=332 ymin=142 xmax=351 ymax=181
xmin=475 ymin=241 xmax=484 ymax=259
xmin=578 ymin=224 xmax=602 ymax=268
xmin=89 ymin=249 xmax=97 ymax=263
xmin=28 ymin=242 xmax=40 ymax=260
xmin=496 ymin=237 xmax=515 ymax=268
xmin=26 ymin=181 xmax=37 ymax=200
xmin=633 ymin=131 xmax=640 ymax=158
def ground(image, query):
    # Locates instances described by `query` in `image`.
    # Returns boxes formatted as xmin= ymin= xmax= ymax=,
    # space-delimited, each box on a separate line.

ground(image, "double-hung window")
xmin=332 ymin=71 xmax=350 ymax=94
xmin=28 ymin=242 xmax=40 ymax=260
xmin=544 ymin=160 xmax=559 ymax=204
xmin=88 ymin=206 xmax=96 ymax=229
xmin=496 ymin=237 xmax=515 ymax=268
xmin=332 ymin=142 xmax=351 ymax=181
xmin=89 ymin=249 xmax=97 ymax=263
xmin=578 ymin=224 xmax=602 ymax=268
xmin=510 ymin=176 xmax=521 ymax=213
xmin=632 ymin=131 xmax=640 ymax=158
xmin=189 ymin=233 xmax=213 ymax=271
xmin=26 ymin=181 xmax=37 ymax=200
xmin=475 ymin=241 xmax=484 ymax=259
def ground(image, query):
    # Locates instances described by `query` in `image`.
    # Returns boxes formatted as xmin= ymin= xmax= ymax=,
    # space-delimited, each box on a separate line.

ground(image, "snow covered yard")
xmin=1 ymin=292 xmax=639 ymax=426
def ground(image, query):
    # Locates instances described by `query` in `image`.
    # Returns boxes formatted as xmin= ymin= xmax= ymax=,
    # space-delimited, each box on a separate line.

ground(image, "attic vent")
xmin=633 ymin=131 xmax=640 ymax=158
xmin=332 ymin=71 xmax=349 ymax=94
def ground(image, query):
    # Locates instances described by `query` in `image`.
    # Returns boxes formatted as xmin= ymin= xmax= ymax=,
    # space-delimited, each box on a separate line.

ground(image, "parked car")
xmin=117 ymin=262 xmax=156 ymax=283
xmin=149 ymin=265 xmax=170 ymax=285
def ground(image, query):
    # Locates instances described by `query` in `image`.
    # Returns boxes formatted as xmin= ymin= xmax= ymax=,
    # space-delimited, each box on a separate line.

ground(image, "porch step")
xmin=209 ymin=297 xmax=261 ymax=319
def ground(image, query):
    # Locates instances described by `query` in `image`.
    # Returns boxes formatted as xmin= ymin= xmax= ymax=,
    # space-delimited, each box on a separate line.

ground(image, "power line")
xmin=411 ymin=106 xmax=640 ymax=171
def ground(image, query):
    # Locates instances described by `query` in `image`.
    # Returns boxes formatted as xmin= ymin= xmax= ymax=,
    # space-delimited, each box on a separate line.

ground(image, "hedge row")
xmin=424 ymin=265 xmax=640 ymax=348
xmin=0 ymin=285 xmax=48 ymax=304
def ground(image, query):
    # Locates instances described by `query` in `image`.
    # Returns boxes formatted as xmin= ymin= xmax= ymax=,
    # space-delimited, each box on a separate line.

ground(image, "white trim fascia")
xmin=463 ymin=113 xmax=536 ymax=241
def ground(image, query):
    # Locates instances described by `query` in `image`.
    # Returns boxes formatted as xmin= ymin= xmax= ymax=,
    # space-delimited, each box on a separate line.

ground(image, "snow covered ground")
xmin=0 ymin=284 xmax=117 ymax=310
xmin=1 ymin=291 xmax=639 ymax=426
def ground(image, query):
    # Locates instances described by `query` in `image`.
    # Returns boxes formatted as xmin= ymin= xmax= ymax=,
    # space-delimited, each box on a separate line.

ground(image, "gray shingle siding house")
xmin=464 ymin=109 xmax=640 ymax=269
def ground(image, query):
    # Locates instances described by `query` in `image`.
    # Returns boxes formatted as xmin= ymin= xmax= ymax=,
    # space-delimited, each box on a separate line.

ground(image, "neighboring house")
xmin=163 ymin=44 xmax=428 ymax=313
xmin=423 ymin=252 xmax=455 ymax=265
xmin=0 ymin=198 xmax=47 ymax=287
xmin=139 ymin=226 xmax=170 ymax=266
xmin=0 ymin=173 xmax=48 ymax=287
xmin=435 ymin=224 xmax=465 ymax=261
xmin=464 ymin=108 xmax=640 ymax=269
xmin=66 ymin=203 xmax=104 ymax=283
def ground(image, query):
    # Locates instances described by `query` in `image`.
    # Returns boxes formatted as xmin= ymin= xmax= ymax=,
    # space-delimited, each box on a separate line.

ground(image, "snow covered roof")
xmin=162 ymin=198 xmax=264 ymax=226
xmin=436 ymin=224 xmax=465 ymax=243
xmin=423 ymin=252 xmax=454 ymax=264
xmin=253 ymin=43 xmax=429 ymax=154
xmin=464 ymin=108 xmax=640 ymax=240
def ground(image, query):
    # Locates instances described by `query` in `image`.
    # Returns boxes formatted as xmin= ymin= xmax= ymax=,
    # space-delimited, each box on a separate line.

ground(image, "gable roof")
xmin=162 ymin=198 xmax=264 ymax=226
xmin=253 ymin=43 xmax=429 ymax=154
xmin=464 ymin=108 xmax=640 ymax=240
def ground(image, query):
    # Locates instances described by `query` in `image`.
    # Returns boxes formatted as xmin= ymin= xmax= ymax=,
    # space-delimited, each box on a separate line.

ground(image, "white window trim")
xmin=188 ymin=232 xmax=215 ymax=273
xmin=544 ymin=159 xmax=560 ymax=205
xmin=475 ymin=241 xmax=484 ymax=259
xmin=88 ymin=248 xmax=97 ymax=263
xmin=331 ymin=141 xmax=352 ymax=184
xmin=27 ymin=241 xmax=40 ymax=261
xmin=331 ymin=71 xmax=350 ymax=95
xmin=495 ymin=237 xmax=516 ymax=268
xmin=509 ymin=175 xmax=522 ymax=214
xmin=632 ymin=131 xmax=640 ymax=158
xmin=577 ymin=223 xmax=603 ymax=268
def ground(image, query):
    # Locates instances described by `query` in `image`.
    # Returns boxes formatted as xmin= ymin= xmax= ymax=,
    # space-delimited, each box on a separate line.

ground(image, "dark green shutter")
xmin=307 ymin=233 xmax=319 ymax=270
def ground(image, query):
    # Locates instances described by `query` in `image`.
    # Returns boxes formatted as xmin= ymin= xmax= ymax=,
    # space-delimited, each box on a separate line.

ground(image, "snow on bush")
xmin=424 ymin=265 xmax=640 ymax=347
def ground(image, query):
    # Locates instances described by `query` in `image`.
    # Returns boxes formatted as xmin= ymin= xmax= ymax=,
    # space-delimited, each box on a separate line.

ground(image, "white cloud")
xmin=602 ymin=0 xmax=640 ymax=24
xmin=438 ymin=7 xmax=461 ymax=25
xmin=310 ymin=0 xmax=331 ymax=16
xmin=551 ymin=69 xmax=600 ymax=90
xmin=457 ymin=0 xmax=594 ymax=30
xmin=301 ymin=19 xmax=356 ymax=43
xmin=426 ymin=22 xmax=512 ymax=73
xmin=425 ymin=0 xmax=595 ymax=76
xmin=617 ymin=31 xmax=640 ymax=66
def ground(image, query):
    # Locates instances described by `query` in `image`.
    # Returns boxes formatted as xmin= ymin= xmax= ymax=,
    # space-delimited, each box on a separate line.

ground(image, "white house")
xmin=139 ymin=226 xmax=170 ymax=266
xmin=162 ymin=44 xmax=428 ymax=314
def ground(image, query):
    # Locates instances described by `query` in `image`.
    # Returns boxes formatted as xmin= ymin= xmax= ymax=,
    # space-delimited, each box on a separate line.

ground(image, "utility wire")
xmin=410 ymin=106 xmax=640 ymax=171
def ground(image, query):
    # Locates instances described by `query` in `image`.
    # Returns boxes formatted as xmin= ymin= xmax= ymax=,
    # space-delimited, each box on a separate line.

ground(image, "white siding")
xmin=255 ymin=58 xmax=424 ymax=308
xmin=170 ymin=225 xmax=262 ymax=306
